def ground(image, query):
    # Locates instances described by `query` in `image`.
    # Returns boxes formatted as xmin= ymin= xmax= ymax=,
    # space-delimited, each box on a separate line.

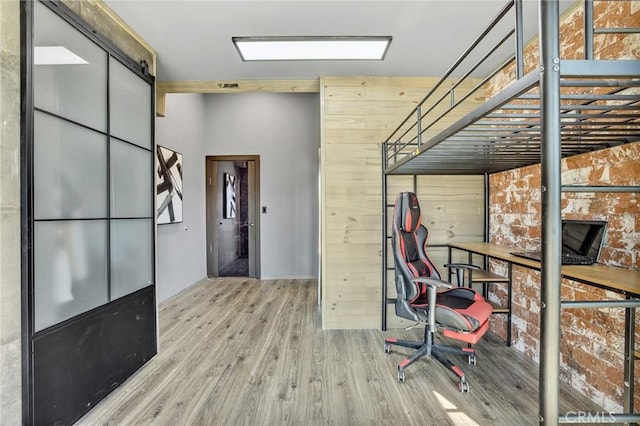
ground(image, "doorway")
xmin=205 ymin=155 xmax=260 ymax=278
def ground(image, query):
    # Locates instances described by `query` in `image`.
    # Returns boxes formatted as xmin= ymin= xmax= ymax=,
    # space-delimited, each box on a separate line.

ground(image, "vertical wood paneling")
xmin=321 ymin=76 xmax=486 ymax=330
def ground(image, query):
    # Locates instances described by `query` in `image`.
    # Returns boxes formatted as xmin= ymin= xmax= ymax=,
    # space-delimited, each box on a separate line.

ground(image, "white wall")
xmin=156 ymin=94 xmax=208 ymax=302
xmin=204 ymin=93 xmax=320 ymax=279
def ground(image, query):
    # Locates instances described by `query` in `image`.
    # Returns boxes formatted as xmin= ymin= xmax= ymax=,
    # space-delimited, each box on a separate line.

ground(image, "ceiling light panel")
xmin=233 ymin=36 xmax=392 ymax=61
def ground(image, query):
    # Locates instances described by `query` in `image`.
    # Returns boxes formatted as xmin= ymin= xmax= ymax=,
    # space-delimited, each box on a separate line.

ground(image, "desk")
xmin=448 ymin=241 xmax=640 ymax=415
xmin=449 ymin=242 xmax=640 ymax=296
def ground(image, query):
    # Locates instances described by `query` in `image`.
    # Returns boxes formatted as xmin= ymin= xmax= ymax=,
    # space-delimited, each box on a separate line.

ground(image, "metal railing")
xmin=382 ymin=0 xmax=640 ymax=174
xmin=383 ymin=0 xmax=524 ymax=169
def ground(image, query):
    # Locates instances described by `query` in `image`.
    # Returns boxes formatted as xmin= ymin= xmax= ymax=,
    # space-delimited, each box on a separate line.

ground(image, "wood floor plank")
xmin=78 ymin=278 xmax=603 ymax=426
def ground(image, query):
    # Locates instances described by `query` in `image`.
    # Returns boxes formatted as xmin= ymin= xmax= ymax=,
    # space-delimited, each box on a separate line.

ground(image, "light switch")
xmin=262 ymin=206 xmax=267 ymax=214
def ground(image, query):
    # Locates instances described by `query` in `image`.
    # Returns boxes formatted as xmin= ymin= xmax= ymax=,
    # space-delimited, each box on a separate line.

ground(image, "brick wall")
xmin=489 ymin=142 xmax=639 ymax=411
xmin=486 ymin=1 xmax=640 ymax=96
xmin=484 ymin=0 xmax=639 ymax=413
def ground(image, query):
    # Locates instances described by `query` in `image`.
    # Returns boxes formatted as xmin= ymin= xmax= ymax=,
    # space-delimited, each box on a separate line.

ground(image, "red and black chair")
xmin=384 ymin=192 xmax=492 ymax=392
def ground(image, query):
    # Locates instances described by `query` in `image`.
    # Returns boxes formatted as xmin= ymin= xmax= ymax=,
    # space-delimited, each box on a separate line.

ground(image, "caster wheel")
xmin=384 ymin=343 xmax=391 ymax=354
xmin=458 ymin=379 xmax=469 ymax=393
xmin=397 ymin=366 xmax=405 ymax=383
xmin=468 ymin=354 xmax=477 ymax=365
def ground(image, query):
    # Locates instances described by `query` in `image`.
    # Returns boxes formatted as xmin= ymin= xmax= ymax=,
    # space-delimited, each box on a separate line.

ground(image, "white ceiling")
xmin=104 ymin=0 xmax=576 ymax=82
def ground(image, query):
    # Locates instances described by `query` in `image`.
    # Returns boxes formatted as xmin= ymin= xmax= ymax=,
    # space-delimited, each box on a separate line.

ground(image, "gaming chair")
xmin=384 ymin=192 xmax=492 ymax=392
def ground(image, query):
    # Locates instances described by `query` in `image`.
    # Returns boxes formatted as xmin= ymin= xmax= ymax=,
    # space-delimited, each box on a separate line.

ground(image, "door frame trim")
xmin=205 ymin=155 xmax=261 ymax=278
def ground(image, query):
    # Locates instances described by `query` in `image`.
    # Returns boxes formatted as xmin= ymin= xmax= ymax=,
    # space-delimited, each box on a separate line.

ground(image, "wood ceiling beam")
xmin=156 ymin=79 xmax=320 ymax=116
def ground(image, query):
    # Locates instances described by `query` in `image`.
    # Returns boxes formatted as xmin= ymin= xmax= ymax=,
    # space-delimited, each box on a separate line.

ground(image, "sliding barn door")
xmin=23 ymin=2 xmax=156 ymax=424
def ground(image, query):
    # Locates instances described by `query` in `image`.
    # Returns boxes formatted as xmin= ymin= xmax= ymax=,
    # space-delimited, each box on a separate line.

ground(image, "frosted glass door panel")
xmin=110 ymin=140 xmax=152 ymax=218
xmin=33 ymin=1 xmax=107 ymax=132
xmin=111 ymin=219 xmax=153 ymax=299
xmin=34 ymin=111 xmax=107 ymax=220
xmin=110 ymin=58 xmax=151 ymax=149
xmin=34 ymin=220 xmax=108 ymax=332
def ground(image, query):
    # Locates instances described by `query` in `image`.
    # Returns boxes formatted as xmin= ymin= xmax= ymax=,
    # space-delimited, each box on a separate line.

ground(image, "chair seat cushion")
xmin=411 ymin=287 xmax=492 ymax=333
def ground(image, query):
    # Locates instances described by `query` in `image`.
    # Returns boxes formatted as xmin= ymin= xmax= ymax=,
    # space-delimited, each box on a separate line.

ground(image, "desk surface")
xmin=449 ymin=242 xmax=640 ymax=297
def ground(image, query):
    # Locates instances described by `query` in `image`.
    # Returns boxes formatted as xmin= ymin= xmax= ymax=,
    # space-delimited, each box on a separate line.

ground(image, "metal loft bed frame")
xmin=380 ymin=0 xmax=640 ymax=424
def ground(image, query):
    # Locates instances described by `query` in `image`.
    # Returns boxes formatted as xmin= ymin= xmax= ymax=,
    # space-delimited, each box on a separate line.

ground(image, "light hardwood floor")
xmin=78 ymin=278 xmax=601 ymax=425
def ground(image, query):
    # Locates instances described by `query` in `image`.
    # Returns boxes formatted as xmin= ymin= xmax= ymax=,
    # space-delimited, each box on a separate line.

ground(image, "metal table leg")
xmin=623 ymin=296 xmax=636 ymax=416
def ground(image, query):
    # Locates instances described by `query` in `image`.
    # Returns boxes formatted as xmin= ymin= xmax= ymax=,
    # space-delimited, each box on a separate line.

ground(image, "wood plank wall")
xmin=320 ymin=76 xmax=486 ymax=330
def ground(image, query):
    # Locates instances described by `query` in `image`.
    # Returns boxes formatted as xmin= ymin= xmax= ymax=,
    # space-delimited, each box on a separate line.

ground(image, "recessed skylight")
xmin=232 ymin=36 xmax=392 ymax=61
xmin=34 ymin=46 xmax=88 ymax=65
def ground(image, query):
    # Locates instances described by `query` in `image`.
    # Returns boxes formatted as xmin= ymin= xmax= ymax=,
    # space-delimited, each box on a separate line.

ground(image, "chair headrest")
xmin=396 ymin=192 xmax=422 ymax=232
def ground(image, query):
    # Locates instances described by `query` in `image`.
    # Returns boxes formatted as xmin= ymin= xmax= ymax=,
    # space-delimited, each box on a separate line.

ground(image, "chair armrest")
xmin=410 ymin=277 xmax=452 ymax=289
xmin=443 ymin=263 xmax=481 ymax=270
xmin=443 ymin=263 xmax=481 ymax=287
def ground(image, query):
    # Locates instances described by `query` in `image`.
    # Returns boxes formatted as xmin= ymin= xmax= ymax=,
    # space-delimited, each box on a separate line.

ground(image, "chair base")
xmin=384 ymin=332 xmax=476 ymax=393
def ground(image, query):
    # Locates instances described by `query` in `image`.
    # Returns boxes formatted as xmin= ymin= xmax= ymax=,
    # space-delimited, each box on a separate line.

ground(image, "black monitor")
xmin=561 ymin=219 xmax=607 ymax=260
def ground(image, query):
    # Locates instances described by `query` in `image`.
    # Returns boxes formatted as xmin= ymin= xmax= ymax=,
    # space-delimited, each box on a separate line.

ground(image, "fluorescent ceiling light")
xmin=233 ymin=36 xmax=392 ymax=61
xmin=34 ymin=46 xmax=88 ymax=65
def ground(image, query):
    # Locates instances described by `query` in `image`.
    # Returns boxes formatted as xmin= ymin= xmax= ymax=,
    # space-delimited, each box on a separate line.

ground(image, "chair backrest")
xmin=392 ymin=192 xmax=441 ymax=303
